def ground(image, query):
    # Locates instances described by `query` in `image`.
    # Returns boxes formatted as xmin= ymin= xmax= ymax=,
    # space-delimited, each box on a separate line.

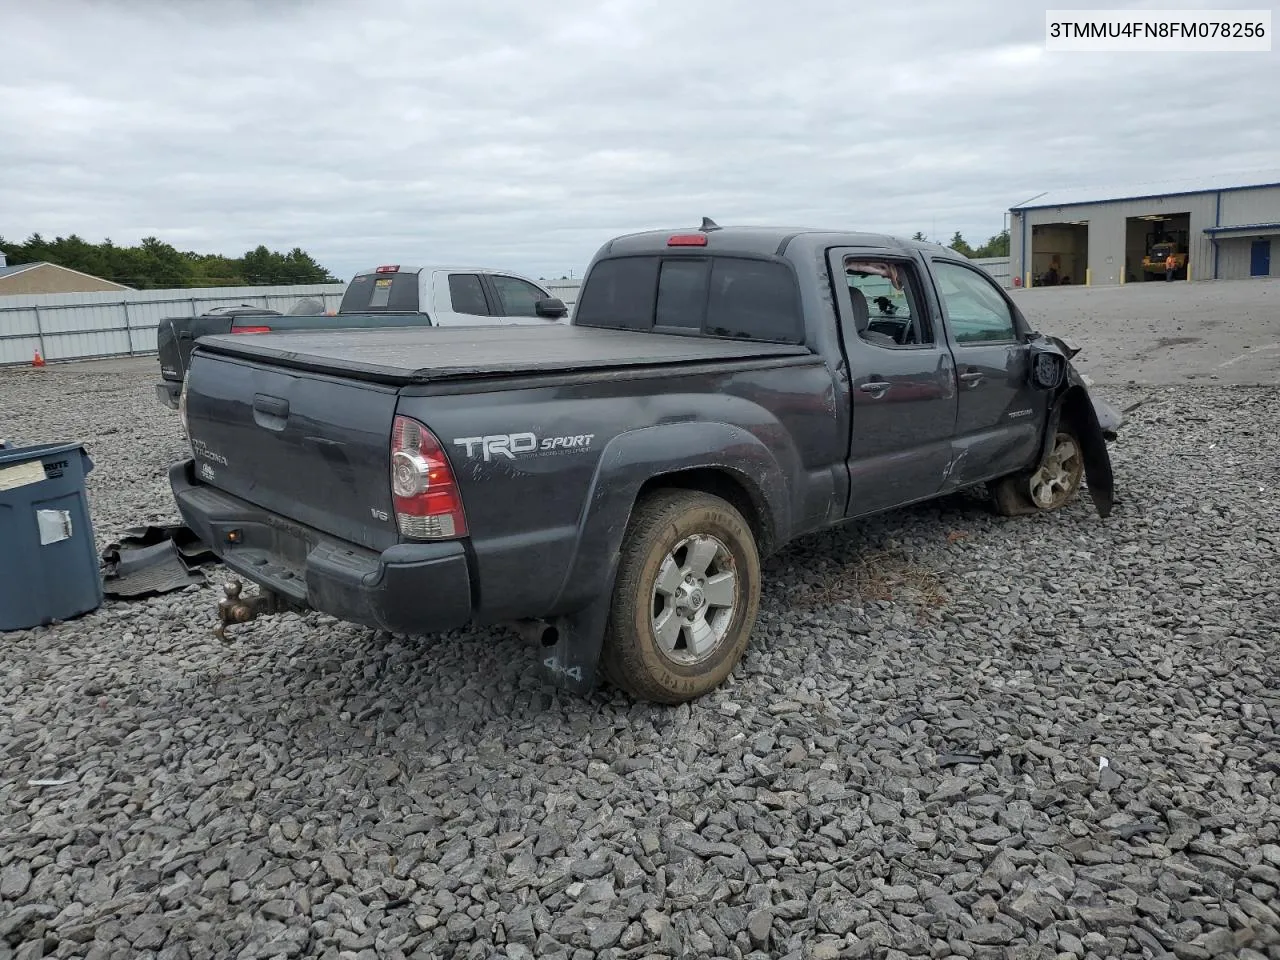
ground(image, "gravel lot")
xmin=2 ymin=341 xmax=1279 ymax=959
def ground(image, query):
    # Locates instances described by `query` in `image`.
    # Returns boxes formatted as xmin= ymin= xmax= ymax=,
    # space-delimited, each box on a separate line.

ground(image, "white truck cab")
xmin=338 ymin=265 xmax=569 ymax=325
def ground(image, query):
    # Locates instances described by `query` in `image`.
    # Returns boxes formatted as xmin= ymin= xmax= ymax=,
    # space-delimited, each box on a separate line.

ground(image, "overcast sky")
xmin=2 ymin=0 xmax=1277 ymax=280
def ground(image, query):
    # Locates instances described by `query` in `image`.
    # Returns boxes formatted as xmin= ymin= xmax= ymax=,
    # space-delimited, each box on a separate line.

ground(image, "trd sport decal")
xmin=453 ymin=433 xmax=595 ymax=462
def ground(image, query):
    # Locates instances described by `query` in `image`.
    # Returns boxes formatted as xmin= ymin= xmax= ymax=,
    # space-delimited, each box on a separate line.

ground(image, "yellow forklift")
xmin=1141 ymin=230 xmax=1189 ymax=280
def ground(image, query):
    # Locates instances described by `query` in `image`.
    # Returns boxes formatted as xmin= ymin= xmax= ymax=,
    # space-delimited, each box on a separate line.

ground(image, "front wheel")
xmin=992 ymin=429 xmax=1084 ymax=516
xmin=601 ymin=490 xmax=761 ymax=704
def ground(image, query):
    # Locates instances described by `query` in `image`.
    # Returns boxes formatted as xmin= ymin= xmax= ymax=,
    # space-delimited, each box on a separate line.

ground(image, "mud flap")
xmin=537 ymin=558 xmax=619 ymax=694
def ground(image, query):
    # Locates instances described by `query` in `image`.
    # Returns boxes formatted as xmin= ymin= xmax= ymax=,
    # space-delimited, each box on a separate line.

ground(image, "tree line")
xmin=912 ymin=229 xmax=1010 ymax=259
xmin=0 ymin=233 xmax=336 ymax=289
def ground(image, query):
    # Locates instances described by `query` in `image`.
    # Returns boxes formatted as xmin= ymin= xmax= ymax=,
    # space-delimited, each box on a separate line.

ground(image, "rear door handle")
xmin=959 ymin=370 xmax=985 ymax=387
xmin=859 ymin=380 xmax=891 ymax=397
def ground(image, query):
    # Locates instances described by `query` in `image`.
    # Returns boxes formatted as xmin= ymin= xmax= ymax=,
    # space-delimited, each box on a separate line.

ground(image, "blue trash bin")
xmin=0 ymin=442 xmax=103 ymax=631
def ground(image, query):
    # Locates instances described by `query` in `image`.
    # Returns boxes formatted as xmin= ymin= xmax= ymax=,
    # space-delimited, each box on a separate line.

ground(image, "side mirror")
xmin=1029 ymin=344 xmax=1066 ymax=390
xmin=535 ymin=297 xmax=569 ymax=319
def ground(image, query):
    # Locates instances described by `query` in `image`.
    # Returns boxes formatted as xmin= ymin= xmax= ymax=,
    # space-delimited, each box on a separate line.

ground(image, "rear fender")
xmin=535 ymin=421 xmax=790 ymax=692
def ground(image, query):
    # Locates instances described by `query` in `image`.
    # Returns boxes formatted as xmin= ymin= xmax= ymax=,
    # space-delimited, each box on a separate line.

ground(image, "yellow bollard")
xmin=1085 ymin=268 xmax=1091 ymax=286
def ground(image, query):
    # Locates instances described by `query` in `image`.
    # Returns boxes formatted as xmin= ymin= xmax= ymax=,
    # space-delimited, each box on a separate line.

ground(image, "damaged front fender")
xmin=1029 ymin=334 xmax=1121 ymax=519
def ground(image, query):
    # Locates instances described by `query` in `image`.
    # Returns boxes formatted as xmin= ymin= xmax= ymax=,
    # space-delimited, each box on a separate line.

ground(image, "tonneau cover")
xmin=196 ymin=324 xmax=812 ymax=384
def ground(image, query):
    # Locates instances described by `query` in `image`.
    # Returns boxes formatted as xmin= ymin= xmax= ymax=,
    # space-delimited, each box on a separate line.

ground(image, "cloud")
xmin=1 ymin=0 xmax=1276 ymax=280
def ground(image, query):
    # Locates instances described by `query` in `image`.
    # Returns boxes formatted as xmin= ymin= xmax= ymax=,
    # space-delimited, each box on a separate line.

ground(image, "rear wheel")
xmin=992 ymin=429 xmax=1084 ymax=515
xmin=601 ymin=490 xmax=760 ymax=704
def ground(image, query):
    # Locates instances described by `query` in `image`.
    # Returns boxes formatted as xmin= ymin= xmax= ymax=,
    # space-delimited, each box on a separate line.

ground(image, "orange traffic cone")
xmin=32 ymin=349 xmax=46 ymax=367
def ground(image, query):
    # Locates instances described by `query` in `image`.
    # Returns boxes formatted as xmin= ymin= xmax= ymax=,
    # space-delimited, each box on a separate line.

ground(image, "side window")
xmin=705 ymin=258 xmax=803 ymax=343
xmin=655 ymin=259 xmax=708 ymax=329
xmin=933 ymin=261 xmax=1017 ymax=344
xmin=447 ymin=274 xmax=489 ymax=316
xmin=574 ymin=257 xmax=659 ymax=331
xmin=490 ymin=275 xmax=546 ymax=317
xmin=843 ymin=258 xmax=933 ymax=348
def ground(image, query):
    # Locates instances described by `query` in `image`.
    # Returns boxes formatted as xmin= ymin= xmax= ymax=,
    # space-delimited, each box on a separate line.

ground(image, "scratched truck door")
xmin=929 ymin=259 xmax=1041 ymax=486
xmin=829 ymin=250 xmax=958 ymax=518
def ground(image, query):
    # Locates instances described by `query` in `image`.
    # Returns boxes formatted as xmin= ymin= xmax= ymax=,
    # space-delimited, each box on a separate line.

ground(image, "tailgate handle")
xmin=253 ymin=394 xmax=290 ymax=418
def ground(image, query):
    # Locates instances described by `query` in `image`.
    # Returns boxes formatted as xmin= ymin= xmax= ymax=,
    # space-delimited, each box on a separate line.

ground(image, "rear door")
xmin=928 ymin=258 xmax=1042 ymax=487
xmin=183 ymin=350 xmax=401 ymax=551
xmin=829 ymin=250 xmax=959 ymax=517
xmin=426 ymin=270 xmax=496 ymax=326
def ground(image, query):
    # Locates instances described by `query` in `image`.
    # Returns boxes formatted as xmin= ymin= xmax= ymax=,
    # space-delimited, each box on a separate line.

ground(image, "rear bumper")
xmin=170 ymin=459 xmax=472 ymax=635
xmin=156 ymin=380 xmax=182 ymax=409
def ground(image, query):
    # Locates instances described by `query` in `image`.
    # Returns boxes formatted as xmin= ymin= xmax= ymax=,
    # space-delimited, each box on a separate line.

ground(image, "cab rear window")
xmin=338 ymin=272 xmax=420 ymax=313
xmin=575 ymin=255 xmax=803 ymax=344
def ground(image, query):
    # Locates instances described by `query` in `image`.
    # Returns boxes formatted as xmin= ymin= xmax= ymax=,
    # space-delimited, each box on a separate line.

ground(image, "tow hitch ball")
xmin=214 ymin=580 xmax=279 ymax=642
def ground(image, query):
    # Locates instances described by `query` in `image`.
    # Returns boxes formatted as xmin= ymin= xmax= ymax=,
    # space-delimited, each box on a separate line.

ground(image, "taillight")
xmin=390 ymin=415 xmax=467 ymax=539
xmin=231 ymin=324 xmax=272 ymax=334
xmin=667 ymin=234 xmax=708 ymax=246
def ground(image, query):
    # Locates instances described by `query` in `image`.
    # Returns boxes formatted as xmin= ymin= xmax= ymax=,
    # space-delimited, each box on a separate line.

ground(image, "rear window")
xmin=655 ymin=259 xmax=708 ymax=329
xmin=576 ymin=255 xmax=803 ymax=343
xmin=448 ymin=273 xmax=489 ymax=316
xmin=705 ymin=258 xmax=802 ymax=343
xmin=573 ymin=257 xmax=659 ymax=331
xmin=339 ymin=272 xmax=420 ymax=313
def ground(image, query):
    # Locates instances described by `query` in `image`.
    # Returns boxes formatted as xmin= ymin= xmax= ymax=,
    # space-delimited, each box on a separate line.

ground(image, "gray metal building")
xmin=1008 ymin=174 xmax=1280 ymax=288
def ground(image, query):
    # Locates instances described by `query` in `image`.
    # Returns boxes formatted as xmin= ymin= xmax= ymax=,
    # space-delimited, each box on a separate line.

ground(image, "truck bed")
xmin=196 ymin=324 xmax=812 ymax=384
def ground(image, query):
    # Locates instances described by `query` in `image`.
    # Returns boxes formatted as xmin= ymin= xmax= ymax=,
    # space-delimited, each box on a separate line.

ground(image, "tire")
xmin=601 ymin=489 xmax=761 ymax=704
xmin=992 ymin=428 xmax=1085 ymax=516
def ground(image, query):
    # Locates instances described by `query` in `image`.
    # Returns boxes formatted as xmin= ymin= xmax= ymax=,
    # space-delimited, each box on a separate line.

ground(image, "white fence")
xmin=0 ymin=283 xmax=346 ymax=366
xmin=973 ymin=256 xmax=1012 ymax=287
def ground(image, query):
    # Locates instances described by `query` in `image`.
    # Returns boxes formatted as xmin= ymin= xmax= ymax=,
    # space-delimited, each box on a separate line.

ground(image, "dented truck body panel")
xmin=172 ymin=225 xmax=1123 ymax=692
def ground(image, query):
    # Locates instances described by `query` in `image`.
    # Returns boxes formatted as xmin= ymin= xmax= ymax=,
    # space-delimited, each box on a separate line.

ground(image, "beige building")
xmin=0 ymin=259 xmax=130 ymax=295
xmin=1009 ymin=173 xmax=1280 ymax=287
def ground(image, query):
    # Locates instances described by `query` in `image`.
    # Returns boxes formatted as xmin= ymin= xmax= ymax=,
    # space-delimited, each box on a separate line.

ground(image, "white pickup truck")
xmin=336 ymin=264 xmax=570 ymax=325
xmin=156 ymin=264 xmax=568 ymax=408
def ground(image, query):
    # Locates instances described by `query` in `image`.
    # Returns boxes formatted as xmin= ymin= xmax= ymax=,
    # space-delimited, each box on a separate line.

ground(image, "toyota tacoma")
xmin=171 ymin=220 xmax=1121 ymax=703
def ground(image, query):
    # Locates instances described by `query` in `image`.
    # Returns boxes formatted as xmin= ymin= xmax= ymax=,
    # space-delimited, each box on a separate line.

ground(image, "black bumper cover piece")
xmin=169 ymin=460 xmax=472 ymax=635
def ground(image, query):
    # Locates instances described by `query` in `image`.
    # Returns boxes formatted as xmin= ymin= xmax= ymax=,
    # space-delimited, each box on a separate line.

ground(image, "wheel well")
xmin=636 ymin=468 xmax=774 ymax=555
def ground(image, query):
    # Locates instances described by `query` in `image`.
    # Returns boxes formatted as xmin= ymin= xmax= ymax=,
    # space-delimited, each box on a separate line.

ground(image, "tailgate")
xmin=183 ymin=350 xmax=400 ymax=552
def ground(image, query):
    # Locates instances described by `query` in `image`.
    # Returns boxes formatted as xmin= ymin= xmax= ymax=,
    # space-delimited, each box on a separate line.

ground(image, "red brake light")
xmin=376 ymin=265 xmax=400 ymax=274
xmin=390 ymin=415 xmax=467 ymax=539
xmin=231 ymin=325 xmax=272 ymax=334
xmin=667 ymin=234 xmax=708 ymax=246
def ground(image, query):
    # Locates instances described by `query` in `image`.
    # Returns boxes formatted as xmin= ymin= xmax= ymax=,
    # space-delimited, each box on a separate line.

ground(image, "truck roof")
xmin=351 ymin=265 xmax=540 ymax=277
xmin=600 ymin=224 xmax=959 ymax=260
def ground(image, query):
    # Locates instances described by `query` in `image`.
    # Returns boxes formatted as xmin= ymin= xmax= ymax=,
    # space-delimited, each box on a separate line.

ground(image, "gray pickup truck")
xmin=172 ymin=221 xmax=1121 ymax=703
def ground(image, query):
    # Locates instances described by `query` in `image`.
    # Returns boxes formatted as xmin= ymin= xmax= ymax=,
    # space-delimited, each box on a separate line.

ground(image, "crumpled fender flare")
xmin=1040 ymin=374 xmax=1115 ymax=519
